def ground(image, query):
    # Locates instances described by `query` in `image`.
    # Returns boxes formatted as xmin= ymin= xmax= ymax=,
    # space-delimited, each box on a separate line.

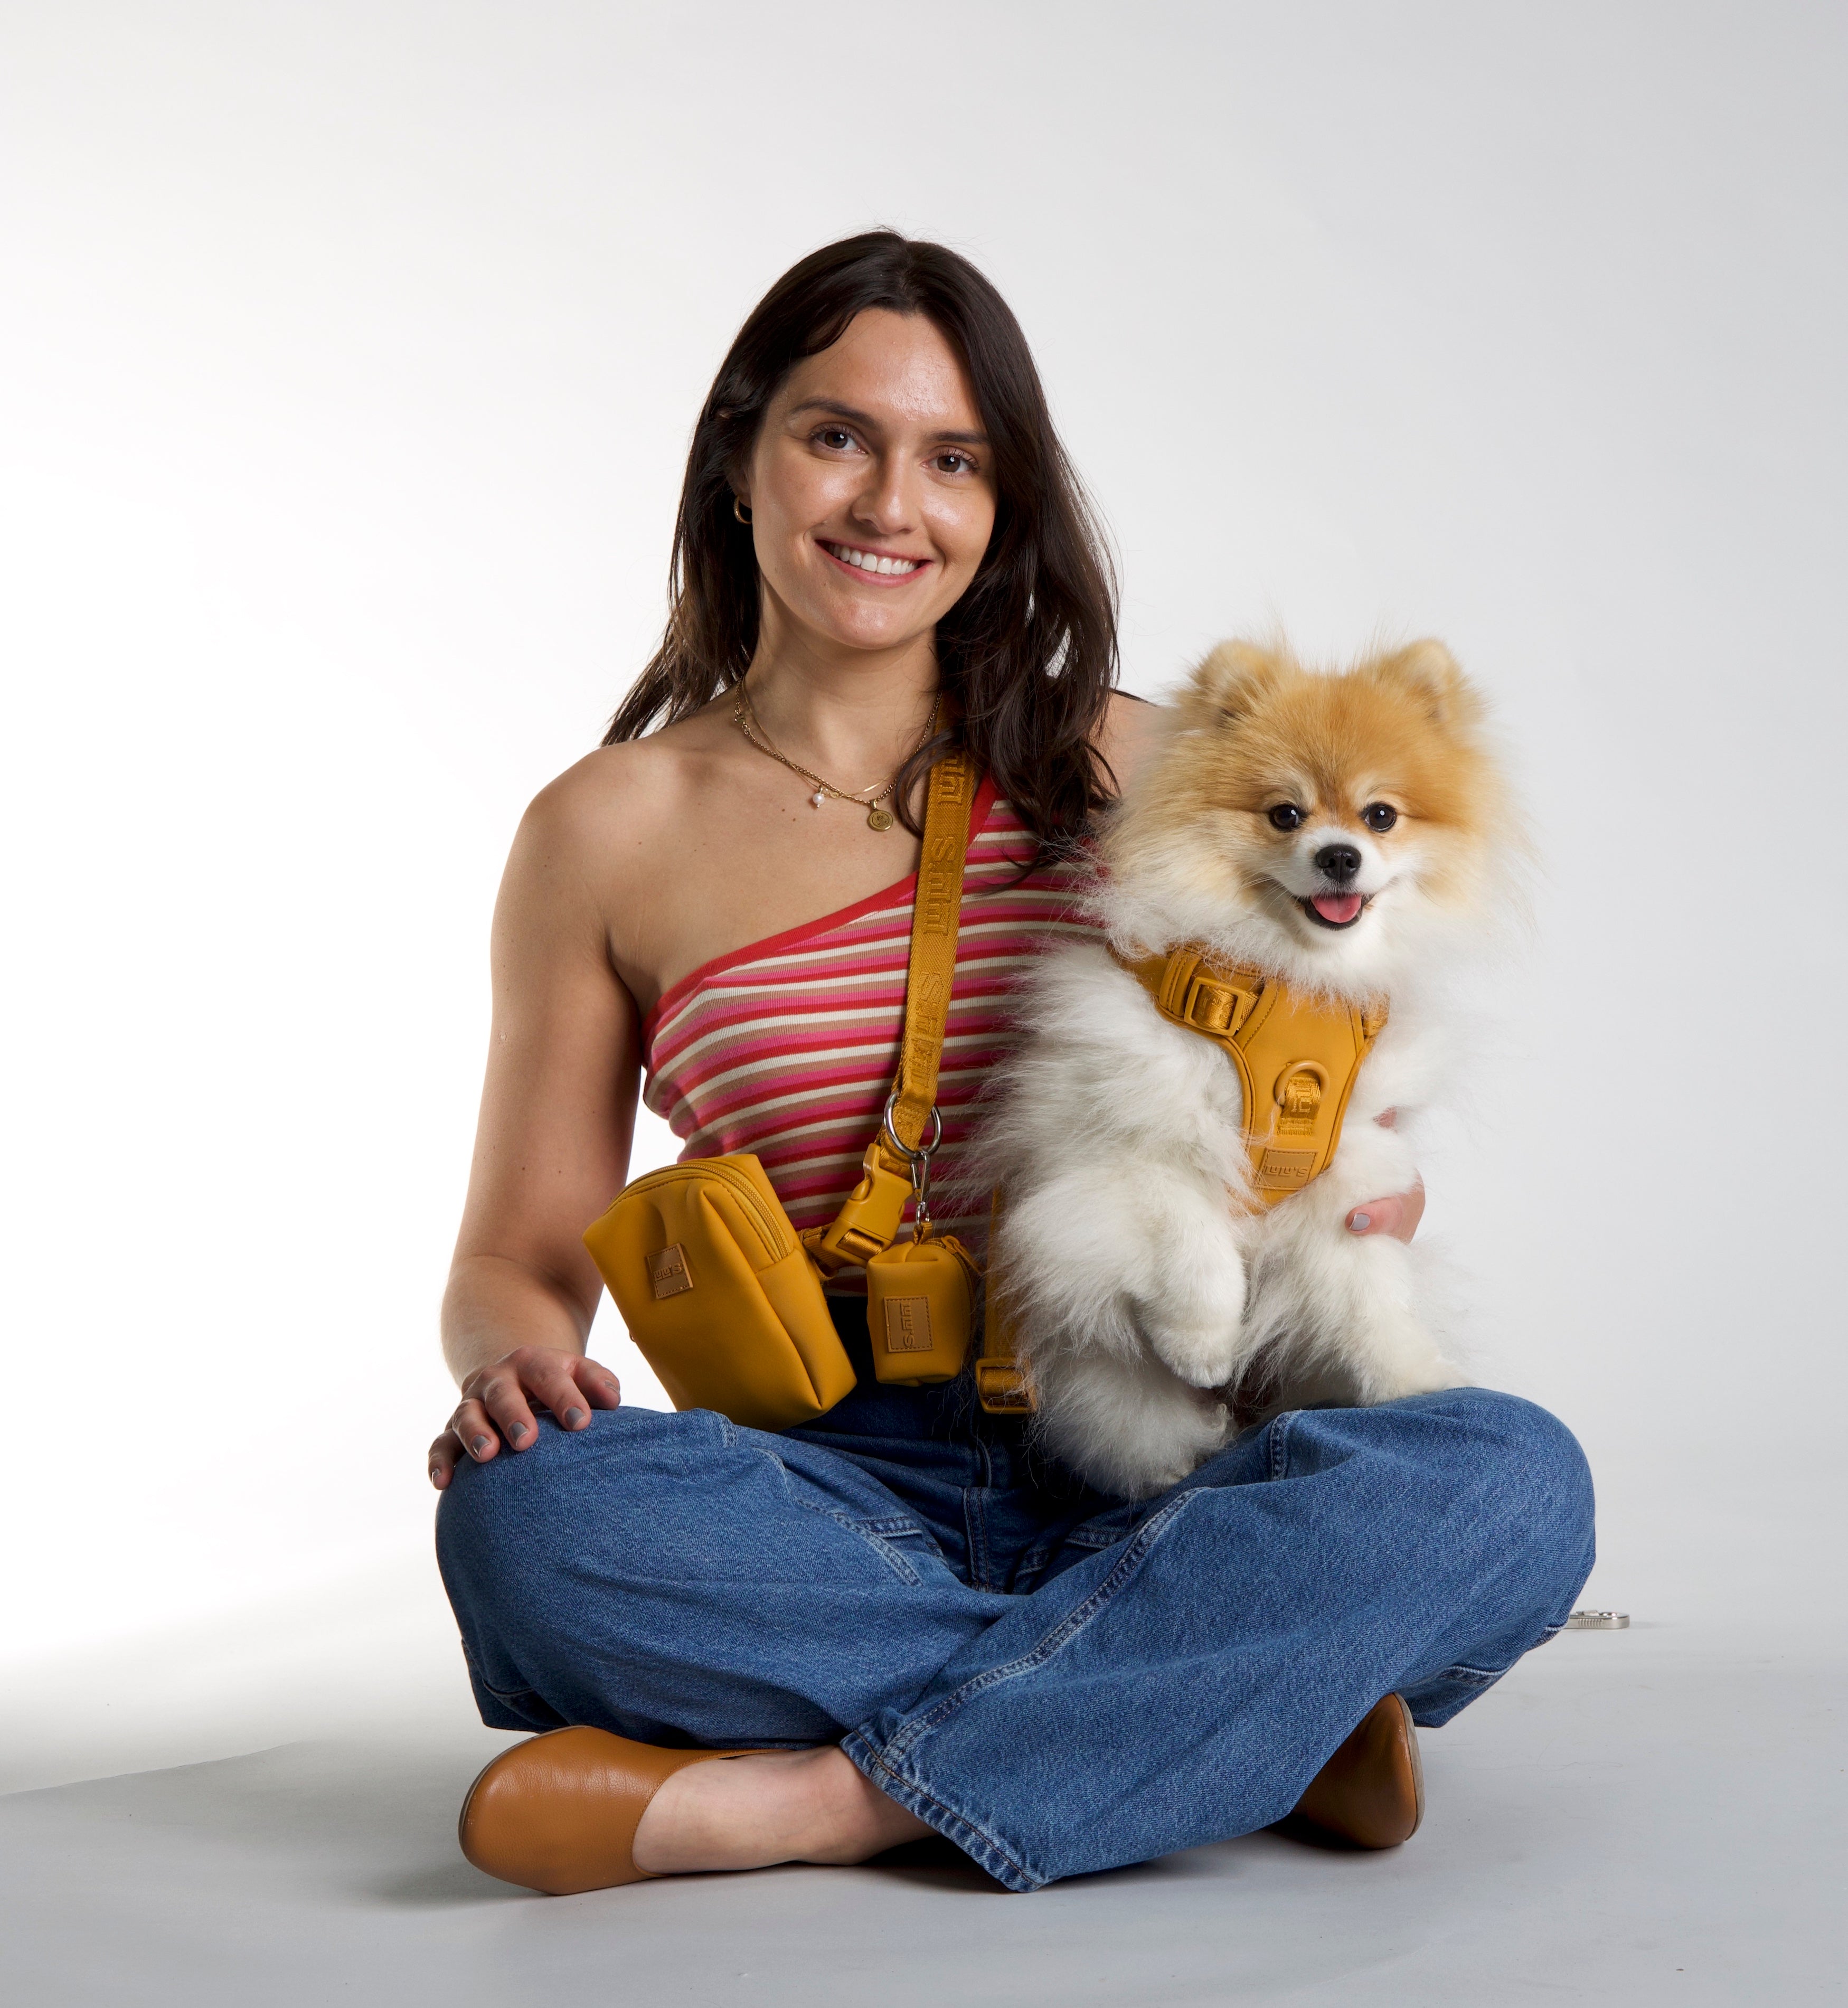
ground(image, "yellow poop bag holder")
xmin=580 ymin=722 xmax=981 ymax=1431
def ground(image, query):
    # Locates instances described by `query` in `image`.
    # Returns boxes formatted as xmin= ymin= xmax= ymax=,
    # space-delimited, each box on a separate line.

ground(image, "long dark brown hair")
xmin=603 ymin=231 xmax=1120 ymax=857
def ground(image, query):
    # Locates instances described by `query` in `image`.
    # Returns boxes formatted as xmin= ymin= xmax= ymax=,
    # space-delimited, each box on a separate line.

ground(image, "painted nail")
xmin=428 ymin=1466 xmax=441 ymax=1484
xmin=509 ymin=1421 xmax=529 ymax=1442
xmin=564 ymin=1406 xmax=585 ymax=1426
xmin=1348 ymin=1212 xmax=1371 ymax=1233
xmin=470 ymin=1434 xmax=489 ymax=1455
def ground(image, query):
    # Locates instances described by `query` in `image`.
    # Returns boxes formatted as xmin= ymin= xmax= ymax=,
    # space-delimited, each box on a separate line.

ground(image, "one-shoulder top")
xmin=640 ymin=779 xmax=1100 ymax=1281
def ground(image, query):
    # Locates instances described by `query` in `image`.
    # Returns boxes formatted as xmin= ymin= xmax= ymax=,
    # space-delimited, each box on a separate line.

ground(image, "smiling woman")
xmin=602 ymin=234 xmax=1119 ymax=861
xmin=423 ymin=232 xmax=1570 ymax=1904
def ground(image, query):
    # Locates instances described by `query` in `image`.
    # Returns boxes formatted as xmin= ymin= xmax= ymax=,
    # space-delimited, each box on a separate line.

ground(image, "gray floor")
xmin=3 ymin=1579 xmax=1841 ymax=2007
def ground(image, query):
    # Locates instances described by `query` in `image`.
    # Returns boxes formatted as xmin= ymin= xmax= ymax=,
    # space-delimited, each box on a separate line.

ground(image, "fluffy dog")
xmin=985 ymin=637 xmax=1515 ymax=1497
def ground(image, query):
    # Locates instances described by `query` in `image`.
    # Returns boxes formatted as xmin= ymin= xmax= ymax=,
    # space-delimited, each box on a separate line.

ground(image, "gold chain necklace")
xmin=731 ymin=684 xmax=935 ymax=833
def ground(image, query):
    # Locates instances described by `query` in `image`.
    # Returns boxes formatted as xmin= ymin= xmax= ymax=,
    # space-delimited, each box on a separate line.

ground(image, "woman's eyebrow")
xmin=786 ymin=397 xmax=989 ymax=447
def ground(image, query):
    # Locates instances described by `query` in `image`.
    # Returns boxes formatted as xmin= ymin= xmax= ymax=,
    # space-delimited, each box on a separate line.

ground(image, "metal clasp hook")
xmin=881 ymin=1091 xmax=943 ymax=1238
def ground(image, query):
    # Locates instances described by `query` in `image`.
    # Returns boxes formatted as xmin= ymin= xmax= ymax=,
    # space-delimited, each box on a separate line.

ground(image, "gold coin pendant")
xmin=866 ymin=806 xmax=894 ymax=833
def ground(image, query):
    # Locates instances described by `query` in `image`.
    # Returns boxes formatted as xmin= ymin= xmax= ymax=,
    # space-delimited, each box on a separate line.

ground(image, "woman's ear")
xmin=1371 ymin=639 xmax=1481 ymax=728
xmin=1191 ymin=639 xmax=1288 ymax=725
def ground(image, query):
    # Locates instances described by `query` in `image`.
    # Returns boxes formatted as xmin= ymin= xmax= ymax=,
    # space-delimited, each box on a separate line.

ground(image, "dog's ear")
xmin=1191 ymin=640 xmax=1287 ymax=726
xmin=1370 ymin=640 xmax=1483 ymax=729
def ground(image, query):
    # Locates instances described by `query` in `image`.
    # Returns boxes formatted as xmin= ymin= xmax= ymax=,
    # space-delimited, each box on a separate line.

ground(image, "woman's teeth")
xmin=824 ymin=542 xmax=922 ymax=577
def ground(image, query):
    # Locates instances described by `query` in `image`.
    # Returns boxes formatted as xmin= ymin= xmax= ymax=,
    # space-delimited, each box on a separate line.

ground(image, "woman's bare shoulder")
xmin=1095 ymin=688 xmax=1172 ymax=796
xmin=516 ymin=704 xmax=734 ymax=870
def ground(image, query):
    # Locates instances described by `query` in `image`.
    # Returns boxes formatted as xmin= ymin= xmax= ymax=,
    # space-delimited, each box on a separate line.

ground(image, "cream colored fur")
xmin=983 ymin=637 xmax=1518 ymax=1497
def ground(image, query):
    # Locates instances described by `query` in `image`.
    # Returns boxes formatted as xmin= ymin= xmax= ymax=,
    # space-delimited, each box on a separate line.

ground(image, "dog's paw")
xmin=1113 ymin=1405 xmax=1232 ymax=1495
xmin=1141 ymin=1455 xmax=1215 ymax=1493
xmin=1398 ymin=1355 xmax=1468 ymax=1396
xmin=1136 ymin=1309 xmax=1243 ymax=1390
xmin=1347 ymin=1325 xmax=1466 ymax=1404
xmin=1126 ymin=1245 xmax=1247 ymax=1390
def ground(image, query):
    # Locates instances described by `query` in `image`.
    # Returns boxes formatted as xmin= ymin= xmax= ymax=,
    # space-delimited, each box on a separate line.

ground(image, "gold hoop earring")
xmin=733 ymin=496 xmax=752 ymax=525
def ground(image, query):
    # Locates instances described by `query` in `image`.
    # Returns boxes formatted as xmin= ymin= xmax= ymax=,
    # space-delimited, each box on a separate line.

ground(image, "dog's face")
xmin=1106 ymin=639 xmax=1509 ymax=981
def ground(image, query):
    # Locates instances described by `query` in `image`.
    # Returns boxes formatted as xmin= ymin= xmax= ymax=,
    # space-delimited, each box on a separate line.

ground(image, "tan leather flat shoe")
xmin=1290 ymin=1693 xmax=1425 ymax=1847
xmin=458 ymin=1726 xmax=770 ymax=1896
xmin=463 ymin=1700 xmax=1423 ymax=1893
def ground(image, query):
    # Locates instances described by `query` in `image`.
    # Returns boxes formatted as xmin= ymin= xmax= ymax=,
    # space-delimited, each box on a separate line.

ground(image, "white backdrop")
xmin=3 ymin=2 xmax=1843 ymax=1683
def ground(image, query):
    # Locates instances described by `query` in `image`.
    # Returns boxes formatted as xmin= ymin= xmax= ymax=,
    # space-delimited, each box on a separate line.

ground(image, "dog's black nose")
xmin=1314 ymin=844 xmax=1362 ymax=882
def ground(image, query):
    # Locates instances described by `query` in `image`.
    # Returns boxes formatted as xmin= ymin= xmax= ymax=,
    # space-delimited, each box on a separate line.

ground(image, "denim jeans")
xmin=436 ymin=1307 xmax=1594 ymax=1892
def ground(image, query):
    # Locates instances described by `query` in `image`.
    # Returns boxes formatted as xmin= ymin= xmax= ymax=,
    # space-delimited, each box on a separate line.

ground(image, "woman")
xmin=431 ymin=233 xmax=1594 ymax=1895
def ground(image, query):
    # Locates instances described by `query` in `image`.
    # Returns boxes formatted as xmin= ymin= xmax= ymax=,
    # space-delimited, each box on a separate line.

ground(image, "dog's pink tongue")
xmin=1312 ymin=893 xmax=1363 ymax=925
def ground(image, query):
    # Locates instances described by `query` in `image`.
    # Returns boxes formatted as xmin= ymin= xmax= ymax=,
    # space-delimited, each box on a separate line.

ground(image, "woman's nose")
xmin=852 ymin=460 xmax=913 ymax=533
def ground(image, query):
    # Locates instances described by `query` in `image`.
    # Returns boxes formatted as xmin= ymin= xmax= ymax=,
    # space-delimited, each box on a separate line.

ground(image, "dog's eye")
xmin=1267 ymin=805 xmax=1303 ymax=832
xmin=1363 ymin=803 xmax=1398 ymax=833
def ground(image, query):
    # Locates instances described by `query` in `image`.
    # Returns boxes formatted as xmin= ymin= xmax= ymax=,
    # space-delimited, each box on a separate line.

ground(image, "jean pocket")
xmin=838 ymin=1513 xmax=936 ymax=1585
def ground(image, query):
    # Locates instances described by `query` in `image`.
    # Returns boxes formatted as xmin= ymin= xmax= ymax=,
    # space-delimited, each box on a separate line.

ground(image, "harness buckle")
xmin=1181 ymin=973 xmax=1258 ymax=1036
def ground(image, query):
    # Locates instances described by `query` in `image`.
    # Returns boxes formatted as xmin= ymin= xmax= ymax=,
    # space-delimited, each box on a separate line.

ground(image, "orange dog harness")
xmin=977 ymin=945 xmax=1391 ymax=1416
xmin=1113 ymin=946 xmax=1388 ymax=1208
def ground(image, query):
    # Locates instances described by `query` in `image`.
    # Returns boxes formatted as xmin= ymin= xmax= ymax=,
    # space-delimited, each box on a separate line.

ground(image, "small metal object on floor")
xmin=1567 ymin=1609 xmax=1630 ymax=1629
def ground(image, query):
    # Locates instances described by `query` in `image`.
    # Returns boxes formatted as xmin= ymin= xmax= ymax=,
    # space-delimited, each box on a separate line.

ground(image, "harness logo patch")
xmin=882 ymin=1296 xmax=934 ymax=1353
xmin=649 ymin=1243 xmax=693 ymax=1299
xmin=1258 ymin=1148 xmax=1317 ymax=1186
xmin=1277 ymin=1069 xmax=1323 ymax=1137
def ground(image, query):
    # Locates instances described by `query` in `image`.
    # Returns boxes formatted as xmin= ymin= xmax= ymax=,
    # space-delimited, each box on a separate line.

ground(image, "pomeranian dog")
xmin=985 ymin=636 xmax=1516 ymax=1498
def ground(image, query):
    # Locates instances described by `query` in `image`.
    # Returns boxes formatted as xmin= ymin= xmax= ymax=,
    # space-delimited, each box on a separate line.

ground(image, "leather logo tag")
xmin=1258 ymin=1147 xmax=1317 ymax=1186
xmin=649 ymin=1243 xmax=693 ymax=1299
xmin=882 ymin=1296 xmax=934 ymax=1354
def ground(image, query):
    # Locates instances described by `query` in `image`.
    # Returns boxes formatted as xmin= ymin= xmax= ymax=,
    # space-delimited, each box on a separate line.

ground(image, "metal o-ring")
xmin=881 ymin=1091 xmax=942 ymax=1161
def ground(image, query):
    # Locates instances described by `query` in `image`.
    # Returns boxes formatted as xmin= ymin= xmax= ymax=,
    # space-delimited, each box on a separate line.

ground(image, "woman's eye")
xmin=1267 ymin=804 xmax=1303 ymax=831
xmin=935 ymin=451 xmax=975 ymax=475
xmin=815 ymin=428 xmax=857 ymax=451
xmin=1363 ymin=803 xmax=1398 ymax=833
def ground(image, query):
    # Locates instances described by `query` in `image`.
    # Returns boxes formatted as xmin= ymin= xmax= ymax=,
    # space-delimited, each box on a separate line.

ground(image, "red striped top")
xmin=640 ymin=780 xmax=1100 ymax=1283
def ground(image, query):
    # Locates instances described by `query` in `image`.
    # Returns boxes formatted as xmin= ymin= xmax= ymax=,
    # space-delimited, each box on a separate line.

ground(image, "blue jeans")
xmin=436 ymin=1309 xmax=1594 ymax=1892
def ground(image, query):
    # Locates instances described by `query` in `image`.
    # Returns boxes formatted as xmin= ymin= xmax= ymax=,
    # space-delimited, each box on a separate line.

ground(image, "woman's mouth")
xmin=819 ymin=539 xmax=929 ymax=582
xmin=1299 ymin=892 xmax=1367 ymax=929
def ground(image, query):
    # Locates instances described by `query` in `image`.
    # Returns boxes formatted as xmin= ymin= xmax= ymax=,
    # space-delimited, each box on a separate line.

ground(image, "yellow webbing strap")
xmin=806 ymin=712 xmax=973 ymax=1276
xmin=892 ymin=727 xmax=972 ymax=1149
xmin=1114 ymin=946 xmax=1388 ymax=1207
xmin=975 ymin=1186 xmax=1036 ymax=1413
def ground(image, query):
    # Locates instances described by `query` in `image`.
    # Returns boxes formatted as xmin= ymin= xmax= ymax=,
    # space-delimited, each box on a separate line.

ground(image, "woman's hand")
xmin=1345 ymin=1178 xmax=1425 ymax=1242
xmin=1346 ymin=1109 xmax=1424 ymax=1243
xmin=428 ymin=1346 xmax=623 ymax=1490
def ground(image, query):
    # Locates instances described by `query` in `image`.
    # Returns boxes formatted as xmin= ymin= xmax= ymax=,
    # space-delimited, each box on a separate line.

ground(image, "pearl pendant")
xmin=809 ymin=789 xmax=826 ymax=809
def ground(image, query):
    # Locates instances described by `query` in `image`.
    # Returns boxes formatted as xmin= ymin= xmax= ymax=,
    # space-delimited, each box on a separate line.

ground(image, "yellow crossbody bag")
xmin=580 ymin=733 xmax=980 ymax=1431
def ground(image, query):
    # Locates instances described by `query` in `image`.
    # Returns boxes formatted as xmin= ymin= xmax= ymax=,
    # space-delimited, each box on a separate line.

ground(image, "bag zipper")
xmin=620 ymin=1159 xmax=797 ymax=1266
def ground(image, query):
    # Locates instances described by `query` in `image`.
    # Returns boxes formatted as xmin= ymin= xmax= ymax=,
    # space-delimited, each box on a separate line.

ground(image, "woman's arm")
xmin=429 ymin=776 xmax=640 ymax=1488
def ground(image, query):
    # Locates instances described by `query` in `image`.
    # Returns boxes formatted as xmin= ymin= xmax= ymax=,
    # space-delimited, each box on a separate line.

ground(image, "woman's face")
xmin=740 ymin=309 xmax=998 ymax=664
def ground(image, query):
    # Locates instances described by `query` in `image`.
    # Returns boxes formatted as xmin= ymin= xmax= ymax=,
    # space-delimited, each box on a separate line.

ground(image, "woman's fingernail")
xmin=564 ymin=1406 xmax=585 ymax=1427
xmin=470 ymin=1434 xmax=489 ymax=1456
xmin=509 ymin=1421 xmax=529 ymax=1442
xmin=1348 ymin=1211 xmax=1371 ymax=1233
xmin=428 ymin=1466 xmax=441 ymax=1484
